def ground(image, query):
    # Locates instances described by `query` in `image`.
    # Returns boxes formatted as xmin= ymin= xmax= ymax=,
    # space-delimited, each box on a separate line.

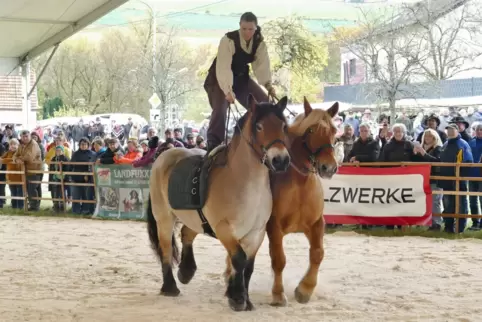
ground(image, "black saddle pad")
xmin=168 ymin=147 xmax=228 ymax=210
xmin=167 ymin=154 xmax=209 ymax=210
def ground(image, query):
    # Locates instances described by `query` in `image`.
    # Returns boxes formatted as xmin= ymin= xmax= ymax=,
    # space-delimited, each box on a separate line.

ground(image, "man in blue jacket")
xmin=439 ymin=124 xmax=473 ymax=233
xmin=468 ymin=123 xmax=482 ymax=230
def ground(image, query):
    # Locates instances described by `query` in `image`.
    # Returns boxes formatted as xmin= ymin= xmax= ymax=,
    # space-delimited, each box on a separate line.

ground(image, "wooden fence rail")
xmin=0 ymin=160 xmax=481 ymax=231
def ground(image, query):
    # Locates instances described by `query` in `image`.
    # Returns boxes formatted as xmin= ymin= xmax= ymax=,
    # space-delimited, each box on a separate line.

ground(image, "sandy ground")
xmin=1 ymin=216 xmax=482 ymax=322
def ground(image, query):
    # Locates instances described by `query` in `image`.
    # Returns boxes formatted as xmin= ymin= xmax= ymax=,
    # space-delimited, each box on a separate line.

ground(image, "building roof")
xmin=0 ymin=0 xmax=128 ymax=75
xmin=373 ymin=0 xmax=468 ymax=36
xmin=0 ymin=66 xmax=38 ymax=112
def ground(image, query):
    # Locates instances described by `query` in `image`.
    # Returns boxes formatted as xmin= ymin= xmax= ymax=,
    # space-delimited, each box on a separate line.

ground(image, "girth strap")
xmin=192 ymin=165 xmax=216 ymax=238
xmin=196 ymin=208 xmax=216 ymax=238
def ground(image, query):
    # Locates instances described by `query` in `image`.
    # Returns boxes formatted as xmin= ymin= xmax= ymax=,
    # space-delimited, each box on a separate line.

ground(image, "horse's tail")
xmin=146 ymin=195 xmax=180 ymax=265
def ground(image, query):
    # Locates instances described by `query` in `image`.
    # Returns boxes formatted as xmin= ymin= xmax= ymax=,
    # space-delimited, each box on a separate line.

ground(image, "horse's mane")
xmin=233 ymin=102 xmax=287 ymax=136
xmin=289 ymin=109 xmax=335 ymax=136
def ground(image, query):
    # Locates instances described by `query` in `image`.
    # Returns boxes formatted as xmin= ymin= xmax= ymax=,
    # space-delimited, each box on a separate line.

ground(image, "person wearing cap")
xmin=173 ymin=128 xmax=187 ymax=147
xmin=204 ymin=12 xmax=275 ymax=152
xmin=439 ymin=123 xmax=473 ymax=233
xmin=415 ymin=114 xmax=447 ymax=144
xmin=45 ymin=136 xmax=72 ymax=165
xmin=450 ymin=116 xmax=471 ymax=142
xmin=185 ymin=133 xmax=196 ymax=149
xmin=146 ymin=127 xmax=157 ymax=140
xmin=48 ymin=145 xmax=70 ymax=212
xmin=467 ymin=123 xmax=482 ymax=230
xmin=140 ymin=140 xmax=149 ymax=155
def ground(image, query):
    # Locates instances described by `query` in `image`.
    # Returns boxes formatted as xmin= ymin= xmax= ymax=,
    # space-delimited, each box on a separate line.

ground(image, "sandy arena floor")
xmin=1 ymin=216 xmax=482 ymax=322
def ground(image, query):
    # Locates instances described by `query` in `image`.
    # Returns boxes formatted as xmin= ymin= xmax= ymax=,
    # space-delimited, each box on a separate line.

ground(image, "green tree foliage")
xmin=263 ymin=16 xmax=329 ymax=103
xmin=40 ymin=96 xmax=63 ymax=120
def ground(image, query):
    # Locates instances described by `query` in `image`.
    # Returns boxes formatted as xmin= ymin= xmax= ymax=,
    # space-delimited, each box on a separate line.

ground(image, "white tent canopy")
xmin=0 ymin=0 xmax=128 ymax=75
xmin=287 ymin=101 xmax=352 ymax=114
xmin=0 ymin=0 xmax=128 ymax=129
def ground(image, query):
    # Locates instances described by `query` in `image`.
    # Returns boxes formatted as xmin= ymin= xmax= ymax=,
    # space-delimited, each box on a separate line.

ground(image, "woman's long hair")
xmin=421 ymin=128 xmax=443 ymax=149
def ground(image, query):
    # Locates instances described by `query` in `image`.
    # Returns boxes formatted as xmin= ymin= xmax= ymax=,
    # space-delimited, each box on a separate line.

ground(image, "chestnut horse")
xmin=146 ymin=95 xmax=291 ymax=311
xmin=267 ymin=98 xmax=339 ymax=306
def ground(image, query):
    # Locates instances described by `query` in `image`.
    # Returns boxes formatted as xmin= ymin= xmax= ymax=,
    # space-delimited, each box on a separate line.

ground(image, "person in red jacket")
xmin=114 ymin=140 xmax=142 ymax=165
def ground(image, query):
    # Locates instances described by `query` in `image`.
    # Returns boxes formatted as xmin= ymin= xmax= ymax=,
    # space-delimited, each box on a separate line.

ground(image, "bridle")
xmin=229 ymin=101 xmax=288 ymax=171
xmin=298 ymin=127 xmax=334 ymax=174
xmin=267 ymin=94 xmax=335 ymax=176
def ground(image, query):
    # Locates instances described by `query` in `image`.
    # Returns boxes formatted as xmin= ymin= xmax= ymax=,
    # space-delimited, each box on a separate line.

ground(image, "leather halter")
xmin=291 ymin=127 xmax=334 ymax=175
xmin=231 ymin=103 xmax=288 ymax=170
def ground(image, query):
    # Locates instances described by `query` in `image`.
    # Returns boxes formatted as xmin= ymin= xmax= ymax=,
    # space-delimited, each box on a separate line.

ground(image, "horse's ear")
xmin=326 ymin=102 xmax=339 ymax=117
xmin=248 ymin=94 xmax=258 ymax=113
xmin=303 ymin=97 xmax=312 ymax=116
xmin=277 ymin=96 xmax=288 ymax=111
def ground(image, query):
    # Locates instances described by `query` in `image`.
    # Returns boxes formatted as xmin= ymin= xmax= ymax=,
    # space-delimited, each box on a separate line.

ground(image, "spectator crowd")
xmin=0 ymin=106 xmax=481 ymax=234
xmin=334 ymin=107 xmax=482 ymax=234
xmin=0 ymin=118 xmax=207 ymax=215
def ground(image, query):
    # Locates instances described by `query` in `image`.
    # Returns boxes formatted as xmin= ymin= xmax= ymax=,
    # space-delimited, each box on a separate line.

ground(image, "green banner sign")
xmin=93 ymin=165 xmax=151 ymax=220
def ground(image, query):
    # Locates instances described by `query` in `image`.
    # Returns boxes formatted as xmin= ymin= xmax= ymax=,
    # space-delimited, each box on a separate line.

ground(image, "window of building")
xmin=349 ymin=58 xmax=356 ymax=76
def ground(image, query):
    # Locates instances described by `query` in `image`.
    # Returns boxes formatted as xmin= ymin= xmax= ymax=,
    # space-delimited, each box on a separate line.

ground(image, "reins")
xmin=268 ymin=94 xmax=296 ymax=117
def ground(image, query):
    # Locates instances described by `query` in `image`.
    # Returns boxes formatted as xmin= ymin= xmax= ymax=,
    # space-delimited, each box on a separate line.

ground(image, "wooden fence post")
xmin=92 ymin=162 xmax=97 ymax=199
xmin=59 ymin=161 xmax=66 ymax=213
xmin=21 ymin=162 xmax=28 ymax=213
xmin=455 ymin=164 xmax=460 ymax=233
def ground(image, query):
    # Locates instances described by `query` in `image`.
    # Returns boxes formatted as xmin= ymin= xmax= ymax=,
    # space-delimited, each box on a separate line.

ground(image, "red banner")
xmin=323 ymin=165 xmax=432 ymax=226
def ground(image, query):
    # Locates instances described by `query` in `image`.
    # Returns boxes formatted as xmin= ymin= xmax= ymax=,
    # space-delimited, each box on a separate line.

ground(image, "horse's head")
xmin=289 ymin=98 xmax=340 ymax=179
xmin=242 ymin=94 xmax=291 ymax=173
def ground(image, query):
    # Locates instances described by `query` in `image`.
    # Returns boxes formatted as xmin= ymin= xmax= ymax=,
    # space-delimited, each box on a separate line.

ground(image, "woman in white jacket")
xmin=129 ymin=123 xmax=141 ymax=140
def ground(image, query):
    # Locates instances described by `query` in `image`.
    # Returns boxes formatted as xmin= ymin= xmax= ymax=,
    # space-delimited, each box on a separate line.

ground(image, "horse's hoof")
xmin=294 ymin=286 xmax=311 ymax=304
xmin=228 ymin=297 xmax=247 ymax=312
xmin=245 ymin=299 xmax=255 ymax=311
xmin=270 ymin=293 xmax=288 ymax=307
xmin=160 ymin=286 xmax=181 ymax=297
xmin=177 ymin=267 xmax=196 ymax=285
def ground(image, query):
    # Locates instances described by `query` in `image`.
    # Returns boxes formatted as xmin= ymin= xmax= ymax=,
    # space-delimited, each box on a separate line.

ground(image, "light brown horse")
xmin=146 ymin=95 xmax=291 ymax=311
xmin=267 ymin=98 xmax=339 ymax=306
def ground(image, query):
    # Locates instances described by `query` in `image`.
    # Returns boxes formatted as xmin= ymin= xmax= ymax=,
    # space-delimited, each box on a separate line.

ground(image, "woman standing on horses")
xmin=204 ymin=12 xmax=276 ymax=152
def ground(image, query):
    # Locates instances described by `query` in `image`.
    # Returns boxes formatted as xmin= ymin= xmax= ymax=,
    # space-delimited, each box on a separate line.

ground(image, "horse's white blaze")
xmin=266 ymin=146 xmax=290 ymax=162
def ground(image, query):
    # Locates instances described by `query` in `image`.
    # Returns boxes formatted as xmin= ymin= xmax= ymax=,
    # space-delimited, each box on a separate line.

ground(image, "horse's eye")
xmin=256 ymin=123 xmax=263 ymax=131
xmin=309 ymin=128 xmax=314 ymax=133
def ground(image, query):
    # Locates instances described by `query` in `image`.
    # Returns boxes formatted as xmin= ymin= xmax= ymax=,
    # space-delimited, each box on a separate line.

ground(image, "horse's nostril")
xmin=282 ymin=156 xmax=290 ymax=168
xmin=272 ymin=156 xmax=282 ymax=167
